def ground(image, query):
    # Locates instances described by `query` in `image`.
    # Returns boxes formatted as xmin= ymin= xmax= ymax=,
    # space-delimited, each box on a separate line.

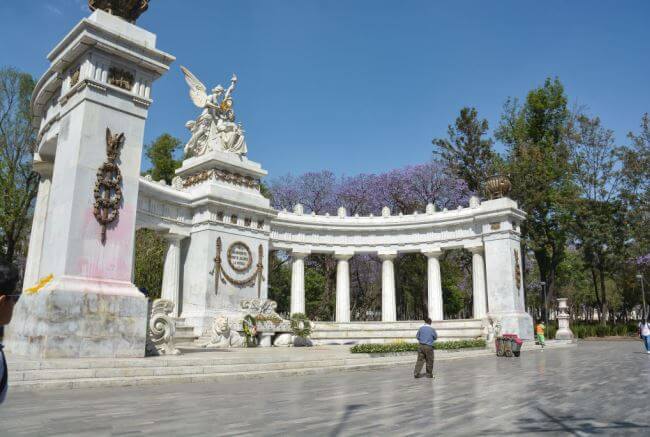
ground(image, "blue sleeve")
xmin=431 ymin=328 xmax=438 ymax=340
xmin=416 ymin=328 xmax=421 ymax=341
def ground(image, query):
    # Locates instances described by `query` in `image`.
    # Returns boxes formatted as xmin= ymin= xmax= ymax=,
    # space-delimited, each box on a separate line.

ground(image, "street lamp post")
xmin=540 ymin=281 xmax=548 ymax=327
xmin=637 ymin=274 xmax=646 ymax=320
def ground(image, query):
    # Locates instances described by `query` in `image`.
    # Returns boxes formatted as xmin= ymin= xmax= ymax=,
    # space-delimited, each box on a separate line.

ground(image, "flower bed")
xmin=350 ymin=339 xmax=486 ymax=354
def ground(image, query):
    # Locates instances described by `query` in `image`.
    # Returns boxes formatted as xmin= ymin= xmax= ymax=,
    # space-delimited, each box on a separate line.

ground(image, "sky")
xmin=1 ymin=0 xmax=649 ymax=179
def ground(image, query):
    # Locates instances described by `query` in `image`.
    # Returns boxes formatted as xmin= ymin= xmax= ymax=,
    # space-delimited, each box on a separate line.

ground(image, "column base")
xmin=4 ymin=276 xmax=147 ymax=359
xmin=489 ymin=311 xmax=534 ymax=340
xmin=555 ymin=328 xmax=574 ymax=340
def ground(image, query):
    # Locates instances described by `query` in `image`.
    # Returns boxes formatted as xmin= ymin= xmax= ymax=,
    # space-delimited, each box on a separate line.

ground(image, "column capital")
xmin=466 ymin=245 xmax=484 ymax=254
xmin=377 ymin=251 xmax=397 ymax=261
xmin=291 ymin=249 xmax=310 ymax=259
xmin=334 ymin=252 xmax=353 ymax=261
xmin=33 ymin=156 xmax=54 ymax=178
xmin=159 ymin=230 xmax=187 ymax=242
xmin=422 ymin=248 xmax=442 ymax=259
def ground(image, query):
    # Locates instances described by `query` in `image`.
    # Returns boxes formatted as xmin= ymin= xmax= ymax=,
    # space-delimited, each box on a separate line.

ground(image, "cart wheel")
xmin=497 ymin=349 xmax=504 ymax=357
xmin=505 ymin=350 xmax=513 ymax=357
xmin=513 ymin=351 xmax=520 ymax=357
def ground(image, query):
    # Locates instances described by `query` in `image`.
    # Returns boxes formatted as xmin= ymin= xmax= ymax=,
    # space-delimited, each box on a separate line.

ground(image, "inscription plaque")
xmin=227 ymin=241 xmax=253 ymax=273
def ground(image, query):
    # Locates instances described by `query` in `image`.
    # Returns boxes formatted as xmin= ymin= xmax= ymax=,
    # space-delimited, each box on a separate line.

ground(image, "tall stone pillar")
xmin=22 ymin=158 xmax=53 ymax=290
xmin=5 ymin=10 xmax=174 ymax=358
xmin=160 ymin=234 xmax=185 ymax=317
xmin=379 ymin=253 xmax=397 ymax=322
xmin=424 ymin=250 xmax=444 ymax=321
xmin=483 ymin=216 xmax=534 ymax=340
xmin=290 ymin=251 xmax=309 ymax=315
xmin=469 ymin=246 xmax=488 ymax=319
xmin=335 ymin=254 xmax=352 ymax=323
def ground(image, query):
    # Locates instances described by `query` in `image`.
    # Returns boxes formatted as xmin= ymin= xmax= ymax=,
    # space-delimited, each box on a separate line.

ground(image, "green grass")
xmin=350 ymin=339 xmax=486 ymax=354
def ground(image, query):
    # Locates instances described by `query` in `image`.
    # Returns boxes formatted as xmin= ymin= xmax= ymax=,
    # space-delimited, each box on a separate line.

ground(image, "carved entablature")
xmin=181 ymin=168 xmax=260 ymax=190
xmin=108 ymin=67 xmax=134 ymax=91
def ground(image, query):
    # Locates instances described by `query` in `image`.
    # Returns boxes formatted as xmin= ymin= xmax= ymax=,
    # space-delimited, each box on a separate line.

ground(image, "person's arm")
xmin=416 ymin=328 xmax=421 ymax=342
xmin=431 ymin=328 xmax=438 ymax=341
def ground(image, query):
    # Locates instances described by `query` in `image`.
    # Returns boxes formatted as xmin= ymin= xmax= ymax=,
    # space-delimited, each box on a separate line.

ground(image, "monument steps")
xmin=10 ymin=349 xmax=491 ymax=392
xmin=311 ymin=319 xmax=484 ymax=344
xmin=6 ymin=342 xmax=575 ymax=392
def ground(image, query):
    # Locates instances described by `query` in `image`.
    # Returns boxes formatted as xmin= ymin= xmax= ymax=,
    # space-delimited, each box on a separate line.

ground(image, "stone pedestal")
xmin=555 ymin=298 xmax=574 ymax=340
xmin=5 ymin=10 xmax=174 ymax=358
xmin=176 ymin=151 xmax=276 ymax=336
xmin=259 ymin=333 xmax=274 ymax=347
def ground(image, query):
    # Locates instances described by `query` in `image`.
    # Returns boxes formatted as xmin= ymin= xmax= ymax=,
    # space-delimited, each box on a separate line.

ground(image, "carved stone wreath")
xmin=93 ymin=128 xmax=124 ymax=244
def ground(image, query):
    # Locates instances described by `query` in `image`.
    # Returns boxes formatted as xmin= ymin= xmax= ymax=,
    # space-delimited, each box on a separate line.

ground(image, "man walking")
xmin=414 ymin=317 xmax=437 ymax=379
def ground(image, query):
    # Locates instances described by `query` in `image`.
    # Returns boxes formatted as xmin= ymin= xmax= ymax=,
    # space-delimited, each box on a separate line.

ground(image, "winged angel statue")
xmin=180 ymin=66 xmax=248 ymax=157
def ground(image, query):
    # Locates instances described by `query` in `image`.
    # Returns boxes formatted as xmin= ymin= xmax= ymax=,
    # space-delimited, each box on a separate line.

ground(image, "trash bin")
xmin=496 ymin=334 xmax=523 ymax=357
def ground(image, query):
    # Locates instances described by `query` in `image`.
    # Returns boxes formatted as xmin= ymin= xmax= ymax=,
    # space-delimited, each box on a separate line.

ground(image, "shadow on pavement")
xmin=329 ymin=404 xmax=367 ymax=437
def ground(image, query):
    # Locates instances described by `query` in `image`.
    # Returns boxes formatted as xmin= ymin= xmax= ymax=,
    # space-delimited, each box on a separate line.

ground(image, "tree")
xmin=571 ymin=115 xmax=625 ymax=322
xmin=496 ymin=78 xmax=577 ymax=316
xmin=133 ymin=228 xmax=166 ymax=299
xmin=144 ymin=133 xmax=182 ymax=184
xmin=0 ymin=67 xmax=38 ymax=266
xmin=432 ymin=107 xmax=496 ymax=193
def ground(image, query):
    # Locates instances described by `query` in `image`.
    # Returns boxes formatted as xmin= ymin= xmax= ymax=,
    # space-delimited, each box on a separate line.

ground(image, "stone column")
xmin=335 ymin=254 xmax=352 ymax=323
xmin=290 ymin=251 xmax=309 ymax=315
xmin=469 ymin=246 xmax=488 ymax=319
xmin=379 ymin=253 xmax=397 ymax=322
xmin=160 ymin=233 xmax=184 ymax=317
xmin=22 ymin=158 xmax=53 ymax=290
xmin=424 ymin=250 xmax=443 ymax=321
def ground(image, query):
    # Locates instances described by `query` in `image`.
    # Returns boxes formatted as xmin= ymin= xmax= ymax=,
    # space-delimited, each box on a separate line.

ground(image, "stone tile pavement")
xmin=0 ymin=341 xmax=648 ymax=436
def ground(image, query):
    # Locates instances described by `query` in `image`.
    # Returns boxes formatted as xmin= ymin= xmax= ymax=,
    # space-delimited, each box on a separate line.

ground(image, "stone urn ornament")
xmin=88 ymin=0 xmax=149 ymax=23
xmin=485 ymin=175 xmax=512 ymax=199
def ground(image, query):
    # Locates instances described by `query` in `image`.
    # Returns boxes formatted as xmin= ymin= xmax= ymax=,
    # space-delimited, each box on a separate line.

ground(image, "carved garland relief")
xmin=181 ymin=168 xmax=260 ymax=190
xmin=108 ymin=67 xmax=134 ymax=91
xmin=514 ymin=249 xmax=522 ymax=290
xmin=213 ymin=237 xmax=265 ymax=297
xmin=93 ymin=128 xmax=124 ymax=244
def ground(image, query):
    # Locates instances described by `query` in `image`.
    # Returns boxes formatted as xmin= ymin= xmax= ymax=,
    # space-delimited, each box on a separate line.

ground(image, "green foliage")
xmin=133 ymin=229 xmax=166 ymax=299
xmin=571 ymin=322 xmax=638 ymax=339
xmin=0 ymin=67 xmax=39 ymax=266
xmin=305 ymin=265 xmax=331 ymax=320
xmin=497 ymin=77 xmax=577 ymax=306
xmin=432 ymin=107 xmax=496 ymax=192
xmin=395 ymin=254 xmax=427 ymax=320
xmin=144 ymin=133 xmax=182 ymax=184
xmin=350 ymin=339 xmax=486 ymax=354
xmin=268 ymin=252 xmax=291 ymax=313
xmin=440 ymin=254 xmax=469 ymax=317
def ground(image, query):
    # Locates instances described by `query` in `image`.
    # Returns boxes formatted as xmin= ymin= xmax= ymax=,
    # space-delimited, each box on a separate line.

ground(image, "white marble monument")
xmin=6 ymin=6 xmax=174 ymax=358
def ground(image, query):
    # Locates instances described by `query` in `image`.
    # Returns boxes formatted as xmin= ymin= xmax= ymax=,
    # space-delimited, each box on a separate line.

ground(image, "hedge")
xmin=350 ymin=339 xmax=486 ymax=354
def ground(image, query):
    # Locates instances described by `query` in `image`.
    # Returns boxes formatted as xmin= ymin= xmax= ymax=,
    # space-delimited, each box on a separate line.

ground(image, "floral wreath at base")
xmin=290 ymin=313 xmax=312 ymax=338
xmin=242 ymin=314 xmax=257 ymax=346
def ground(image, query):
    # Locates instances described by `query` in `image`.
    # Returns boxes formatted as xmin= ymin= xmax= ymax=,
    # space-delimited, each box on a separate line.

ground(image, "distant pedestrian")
xmin=414 ymin=317 xmax=437 ymax=379
xmin=536 ymin=322 xmax=546 ymax=350
xmin=639 ymin=319 xmax=650 ymax=354
xmin=0 ymin=259 xmax=20 ymax=404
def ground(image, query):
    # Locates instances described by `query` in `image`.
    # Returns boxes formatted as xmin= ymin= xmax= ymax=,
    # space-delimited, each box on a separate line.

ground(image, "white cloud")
xmin=44 ymin=3 xmax=64 ymax=16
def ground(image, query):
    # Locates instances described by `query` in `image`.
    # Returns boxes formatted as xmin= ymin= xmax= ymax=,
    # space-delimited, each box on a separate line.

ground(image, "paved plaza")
xmin=1 ymin=341 xmax=649 ymax=436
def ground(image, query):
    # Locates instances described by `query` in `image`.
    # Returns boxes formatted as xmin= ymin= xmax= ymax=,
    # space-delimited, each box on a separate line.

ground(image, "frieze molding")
xmin=181 ymin=168 xmax=260 ymax=190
